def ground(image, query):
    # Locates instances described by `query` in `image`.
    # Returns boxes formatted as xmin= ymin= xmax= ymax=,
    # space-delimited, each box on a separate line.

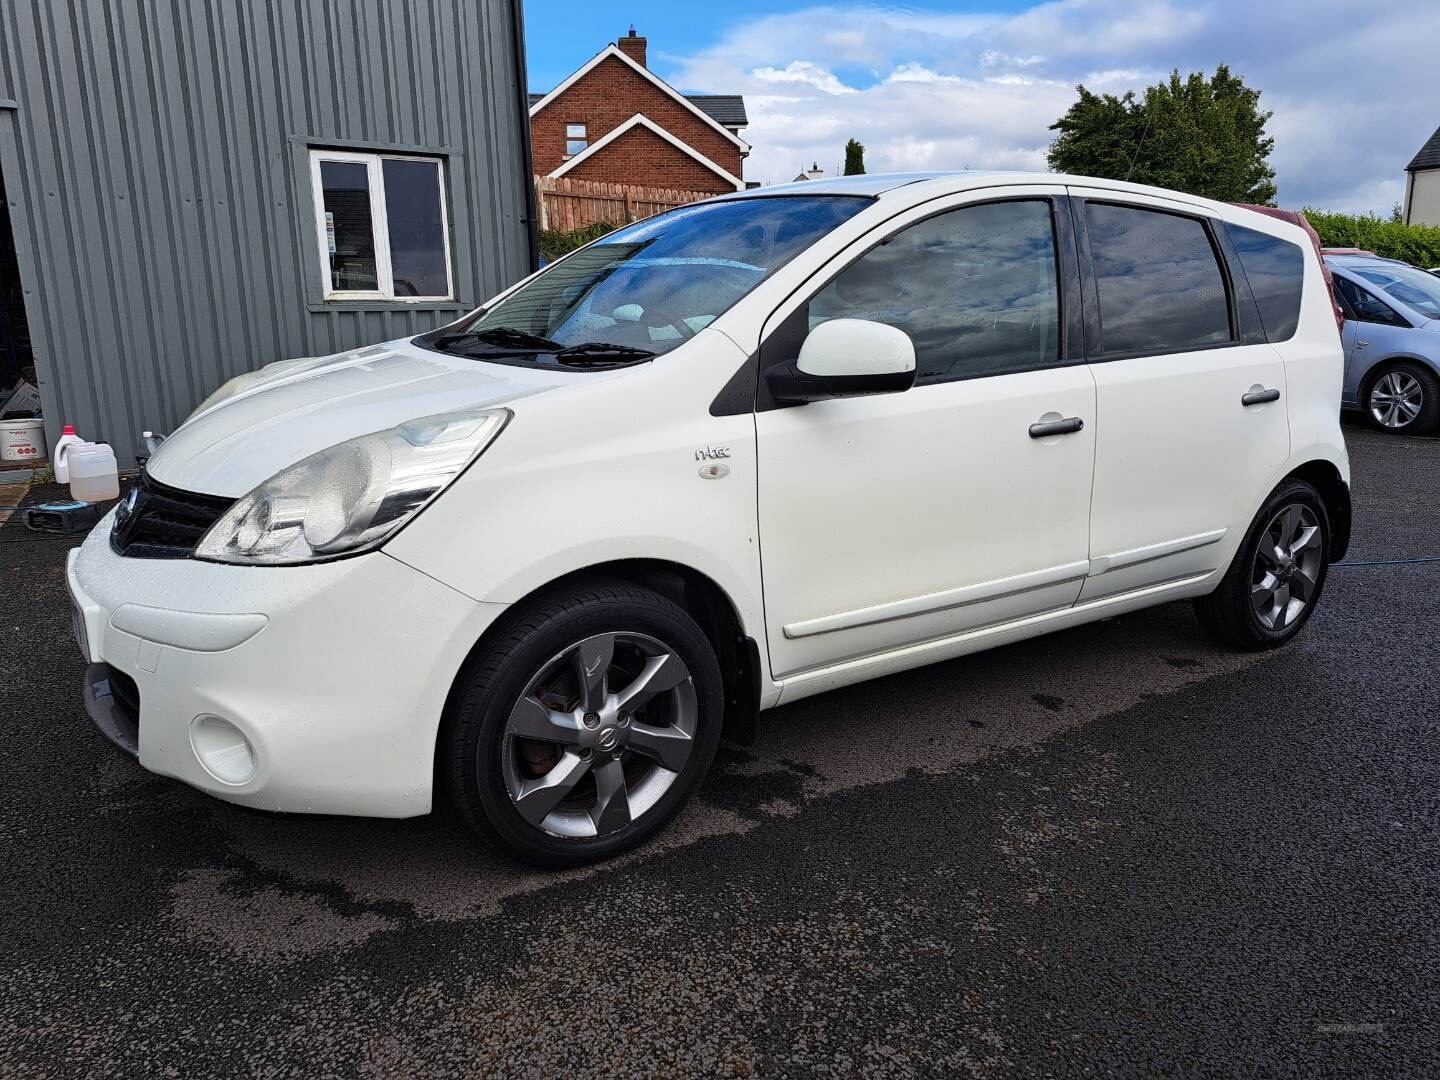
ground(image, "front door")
xmin=756 ymin=190 xmax=1097 ymax=681
xmin=1068 ymin=190 xmax=1292 ymax=602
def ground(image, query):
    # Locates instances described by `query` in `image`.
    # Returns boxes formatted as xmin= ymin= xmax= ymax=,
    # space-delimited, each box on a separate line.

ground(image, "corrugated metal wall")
xmin=0 ymin=0 xmax=535 ymax=466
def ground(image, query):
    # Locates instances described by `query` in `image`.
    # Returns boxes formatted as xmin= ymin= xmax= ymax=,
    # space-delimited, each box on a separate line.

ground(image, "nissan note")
xmin=69 ymin=172 xmax=1351 ymax=865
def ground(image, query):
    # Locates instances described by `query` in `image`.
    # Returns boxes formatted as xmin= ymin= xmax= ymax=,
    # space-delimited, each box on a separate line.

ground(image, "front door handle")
xmin=1241 ymin=388 xmax=1281 ymax=406
xmin=1028 ymin=416 xmax=1084 ymax=438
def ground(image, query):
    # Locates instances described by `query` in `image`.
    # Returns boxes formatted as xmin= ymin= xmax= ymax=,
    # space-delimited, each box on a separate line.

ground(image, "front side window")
xmin=1228 ymin=223 xmax=1305 ymax=342
xmin=310 ymin=150 xmax=452 ymax=301
xmin=808 ymin=200 xmax=1061 ymax=383
xmin=1334 ymin=276 xmax=1409 ymax=326
xmin=566 ymin=124 xmax=588 ymax=156
xmin=1353 ymin=264 xmax=1440 ymax=319
xmin=435 ymin=196 xmax=869 ymax=360
xmin=1086 ymin=203 xmax=1232 ymax=355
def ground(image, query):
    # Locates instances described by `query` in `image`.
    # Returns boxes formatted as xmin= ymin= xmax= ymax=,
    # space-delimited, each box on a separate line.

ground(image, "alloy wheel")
xmin=498 ymin=632 xmax=697 ymax=838
xmin=1370 ymin=370 xmax=1424 ymax=429
xmin=1250 ymin=504 xmax=1323 ymax=631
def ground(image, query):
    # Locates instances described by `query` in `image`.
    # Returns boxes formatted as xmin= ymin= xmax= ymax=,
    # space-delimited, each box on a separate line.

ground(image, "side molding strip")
xmin=782 ymin=560 xmax=1091 ymax=640
xmin=1089 ymin=528 xmax=1228 ymax=576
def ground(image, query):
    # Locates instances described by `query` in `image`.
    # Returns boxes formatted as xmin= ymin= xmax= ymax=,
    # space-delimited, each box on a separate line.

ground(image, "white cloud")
xmin=663 ymin=0 xmax=1440 ymax=213
xmin=752 ymin=60 xmax=858 ymax=95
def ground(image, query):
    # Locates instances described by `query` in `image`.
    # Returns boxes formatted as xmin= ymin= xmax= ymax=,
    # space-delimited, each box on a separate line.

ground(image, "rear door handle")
xmin=1028 ymin=416 xmax=1084 ymax=438
xmin=1241 ymin=388 xmax=1281 ymax=406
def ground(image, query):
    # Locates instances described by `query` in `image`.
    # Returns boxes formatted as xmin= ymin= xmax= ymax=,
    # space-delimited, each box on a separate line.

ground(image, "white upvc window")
xmin=565 ymin=123 xmax=588 ymax=157
xmin=308 ymin=149 xmax=454 ymax=302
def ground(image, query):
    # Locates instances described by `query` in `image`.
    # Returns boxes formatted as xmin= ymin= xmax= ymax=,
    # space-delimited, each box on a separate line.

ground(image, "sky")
xmin=524 ymin=0 xmax=1440 ymax=214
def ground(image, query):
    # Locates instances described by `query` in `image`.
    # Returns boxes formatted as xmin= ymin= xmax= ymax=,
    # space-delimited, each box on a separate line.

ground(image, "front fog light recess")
xmin=190 ymin=715 xmax=257 ymax=786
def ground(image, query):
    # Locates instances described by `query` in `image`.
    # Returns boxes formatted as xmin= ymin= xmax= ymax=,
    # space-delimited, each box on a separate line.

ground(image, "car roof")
xmin=1324 ymin=253 xmax=1413 ymax=271
xmin=714 ymin=171 xmax=1311 ymax=251
xmin=718 ymin=170 xmax=1212 ymax=205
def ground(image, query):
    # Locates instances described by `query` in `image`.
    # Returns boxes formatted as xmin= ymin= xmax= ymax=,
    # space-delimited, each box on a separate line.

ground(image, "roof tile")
xmin=1408 ymin=123 xmax=1440 ymax=171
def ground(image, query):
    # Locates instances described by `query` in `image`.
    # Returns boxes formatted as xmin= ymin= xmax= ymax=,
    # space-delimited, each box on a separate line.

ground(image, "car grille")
xmin=110 ymin=473 xmax=236 ymax=558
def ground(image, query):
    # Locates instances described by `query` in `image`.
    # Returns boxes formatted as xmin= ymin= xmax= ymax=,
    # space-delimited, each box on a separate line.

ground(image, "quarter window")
xmin=1227 ymin=223 xmax=1305 ymax=342
xmin=808 ymin=200 xmax=1061 ymax=383
xmin=1085 ymin=203 xmax=1231 ymax=355
xmin=309 ymin=150 xmax=452 ymax=301
xmin=566 ymin=124 xmax=588 ymax=156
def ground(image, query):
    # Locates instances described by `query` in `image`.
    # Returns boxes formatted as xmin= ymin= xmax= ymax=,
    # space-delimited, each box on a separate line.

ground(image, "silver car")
xmin=1327 ymin=254 xmax=1440 ymax=434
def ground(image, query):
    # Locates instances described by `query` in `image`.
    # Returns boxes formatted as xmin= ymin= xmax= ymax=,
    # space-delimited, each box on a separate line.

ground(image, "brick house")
xmin=528 ymin=29 xmax=749 ymax=194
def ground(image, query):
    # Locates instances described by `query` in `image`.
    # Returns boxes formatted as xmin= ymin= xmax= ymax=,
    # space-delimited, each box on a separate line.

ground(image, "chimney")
xmin=618 ymin=26 xmax=647 ymax=68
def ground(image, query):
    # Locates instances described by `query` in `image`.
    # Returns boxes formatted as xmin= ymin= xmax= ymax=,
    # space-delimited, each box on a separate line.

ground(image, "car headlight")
xmin=185 ymin=356 xmax=327 ymax=423
xmin=194 ymin=408 xmax=510 ymax=565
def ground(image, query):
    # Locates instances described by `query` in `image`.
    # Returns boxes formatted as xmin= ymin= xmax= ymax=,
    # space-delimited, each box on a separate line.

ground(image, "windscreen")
xmin=1353 ymin=264 xmax=1440 ymax=319
xmin=447 ymin=196 xmax=870 ymax=356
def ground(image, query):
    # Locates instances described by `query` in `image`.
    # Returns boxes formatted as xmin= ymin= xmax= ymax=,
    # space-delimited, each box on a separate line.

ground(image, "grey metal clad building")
xmin=0 ymin=0 xmax=537 ymax=467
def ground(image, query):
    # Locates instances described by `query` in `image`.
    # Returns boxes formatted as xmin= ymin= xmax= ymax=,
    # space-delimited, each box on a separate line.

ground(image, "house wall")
xmin=0 ymin=0 xmax=535 ymax=467
xmin=1405 ymin=169 xmax=1440 ymax=227
xmin=531 ymin=55 xmax=743 ymax=184
xmin=566 ymin=127 xmax=737 ymax=194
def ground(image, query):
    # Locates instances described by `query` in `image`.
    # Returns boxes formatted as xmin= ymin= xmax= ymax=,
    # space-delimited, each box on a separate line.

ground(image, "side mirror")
xmin=766 ymin=319 xmax=917 ymax=405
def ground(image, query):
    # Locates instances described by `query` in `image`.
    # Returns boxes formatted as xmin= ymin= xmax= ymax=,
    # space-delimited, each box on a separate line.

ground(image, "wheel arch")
xmin=439 ymin=559 xmax=763 ymax=771
xmin=1357 ymin=353 xmax=1440 ymax=405
xmin=1285 ymin=459 xmax=1351 ymax=562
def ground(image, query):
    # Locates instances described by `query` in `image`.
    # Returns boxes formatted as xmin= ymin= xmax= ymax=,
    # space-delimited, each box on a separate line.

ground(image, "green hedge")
xmin=1301 ymin=209 xmax=1440 ymax=267
xmin=537 ymin=221 xmax=615 ymax=262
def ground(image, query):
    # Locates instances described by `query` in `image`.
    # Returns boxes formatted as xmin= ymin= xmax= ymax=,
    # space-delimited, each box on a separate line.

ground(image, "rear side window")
xmin=1227 ymin=224 xmax=1305 ymax=341
xmin=1085 ymin=203 xmax=1232 ymax=356
xmin=808 ymin=199 xmax=1061 ymax=384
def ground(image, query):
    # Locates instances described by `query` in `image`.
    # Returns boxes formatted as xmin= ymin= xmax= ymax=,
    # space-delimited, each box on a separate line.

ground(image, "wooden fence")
xmin=534 ymin=175 xmax=717 ymax=232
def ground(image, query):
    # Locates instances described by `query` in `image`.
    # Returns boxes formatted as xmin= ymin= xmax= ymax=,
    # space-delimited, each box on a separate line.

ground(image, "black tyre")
xmin=1193 ymin=479 xmax=1331 ymax=651
xmin=1364 ymin=361 xmax=1440 ymax=435
xmin=445 ymin=579 xmax=724 ymax=867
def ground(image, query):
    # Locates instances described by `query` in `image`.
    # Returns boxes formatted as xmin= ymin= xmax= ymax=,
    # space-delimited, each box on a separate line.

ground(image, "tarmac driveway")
xmin=1 ymin=421 xmax=1436 ymax=1077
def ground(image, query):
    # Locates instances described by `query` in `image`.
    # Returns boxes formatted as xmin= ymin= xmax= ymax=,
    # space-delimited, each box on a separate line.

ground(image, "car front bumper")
xmin=67 ymin=510 xmax=505 ymax=817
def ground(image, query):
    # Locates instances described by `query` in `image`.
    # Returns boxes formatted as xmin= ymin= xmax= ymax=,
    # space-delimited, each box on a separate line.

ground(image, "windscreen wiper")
xmin=433 ymin=327 xmax=563 ymax=354
xmin=552 ymin=342 xmax=656 ymax=367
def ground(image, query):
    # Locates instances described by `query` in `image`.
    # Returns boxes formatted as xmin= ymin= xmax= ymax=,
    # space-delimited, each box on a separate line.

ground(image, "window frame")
xmin=752 ymin=193 xmax=1084 ymax=410
xmin=308 ymin=148 xmax=454 ymax=303
xmin=1072 ymin=196 xmax=1243 ymax=362
xmin=564 ymin=123 xmax=588 ymax=158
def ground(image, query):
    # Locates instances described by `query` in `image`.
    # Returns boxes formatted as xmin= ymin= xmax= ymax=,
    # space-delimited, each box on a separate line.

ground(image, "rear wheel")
xmin=1193 ymin=480 xmax=1330 ymax=650
xmin=1365 ymin=361 xmax=1440 ymax=435
xmin=446 ymin=580 xmax=723 ymax=867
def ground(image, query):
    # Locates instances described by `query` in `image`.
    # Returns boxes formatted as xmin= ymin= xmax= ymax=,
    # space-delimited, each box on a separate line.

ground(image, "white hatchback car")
xmin=69 ymin=172 xmax=1350 ymax=865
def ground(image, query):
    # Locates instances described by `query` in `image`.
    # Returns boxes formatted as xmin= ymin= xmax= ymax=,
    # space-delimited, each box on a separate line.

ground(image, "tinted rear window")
xmin=1086 ymin=203 xmax=1232 ymax=355
xmin=1227 ymin=223 xmax=1305 ymax=341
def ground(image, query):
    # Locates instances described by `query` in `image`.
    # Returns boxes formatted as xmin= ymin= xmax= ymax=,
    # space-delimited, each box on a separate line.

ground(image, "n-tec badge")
xmin=694 ymin=446 xmax=731 ymax=461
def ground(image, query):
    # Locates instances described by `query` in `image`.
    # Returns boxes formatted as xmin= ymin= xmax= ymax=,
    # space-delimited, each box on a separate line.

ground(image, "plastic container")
xmin=67 ymin=441 xmax=121 ymax=503
xmin=53 ymin=424 xmax=84 ymax=483
xmin=1 ymin=418 xmax=47 ymax=463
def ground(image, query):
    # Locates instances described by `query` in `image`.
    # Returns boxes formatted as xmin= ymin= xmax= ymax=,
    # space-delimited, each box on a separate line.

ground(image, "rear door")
xmin=1068 ymin=190 xmax=1291 ymax=602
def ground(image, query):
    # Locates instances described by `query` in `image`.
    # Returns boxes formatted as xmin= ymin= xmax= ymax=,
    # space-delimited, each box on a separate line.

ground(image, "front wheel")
xmin=1365 ymin=361 xmax=1440 ymax=435
xmin=445 ymin=580 xmax=724 ymax=867
xmin=1193 ymin=480 xmax=1330 ymax=650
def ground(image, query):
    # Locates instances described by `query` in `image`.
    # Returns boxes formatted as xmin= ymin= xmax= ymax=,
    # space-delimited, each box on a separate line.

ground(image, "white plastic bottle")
xmin=53 ymin=424 xmax=84 ymax=483
xmin=68 ymin=442 xmax=121 ymax=502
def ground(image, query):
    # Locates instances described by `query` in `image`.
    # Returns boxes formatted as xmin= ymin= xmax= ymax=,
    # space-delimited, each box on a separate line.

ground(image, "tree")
xmin=1047 ymin=65 xmax=1277 ymax=205
xmin=843 ymin=138 xmax=866 ymax=176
